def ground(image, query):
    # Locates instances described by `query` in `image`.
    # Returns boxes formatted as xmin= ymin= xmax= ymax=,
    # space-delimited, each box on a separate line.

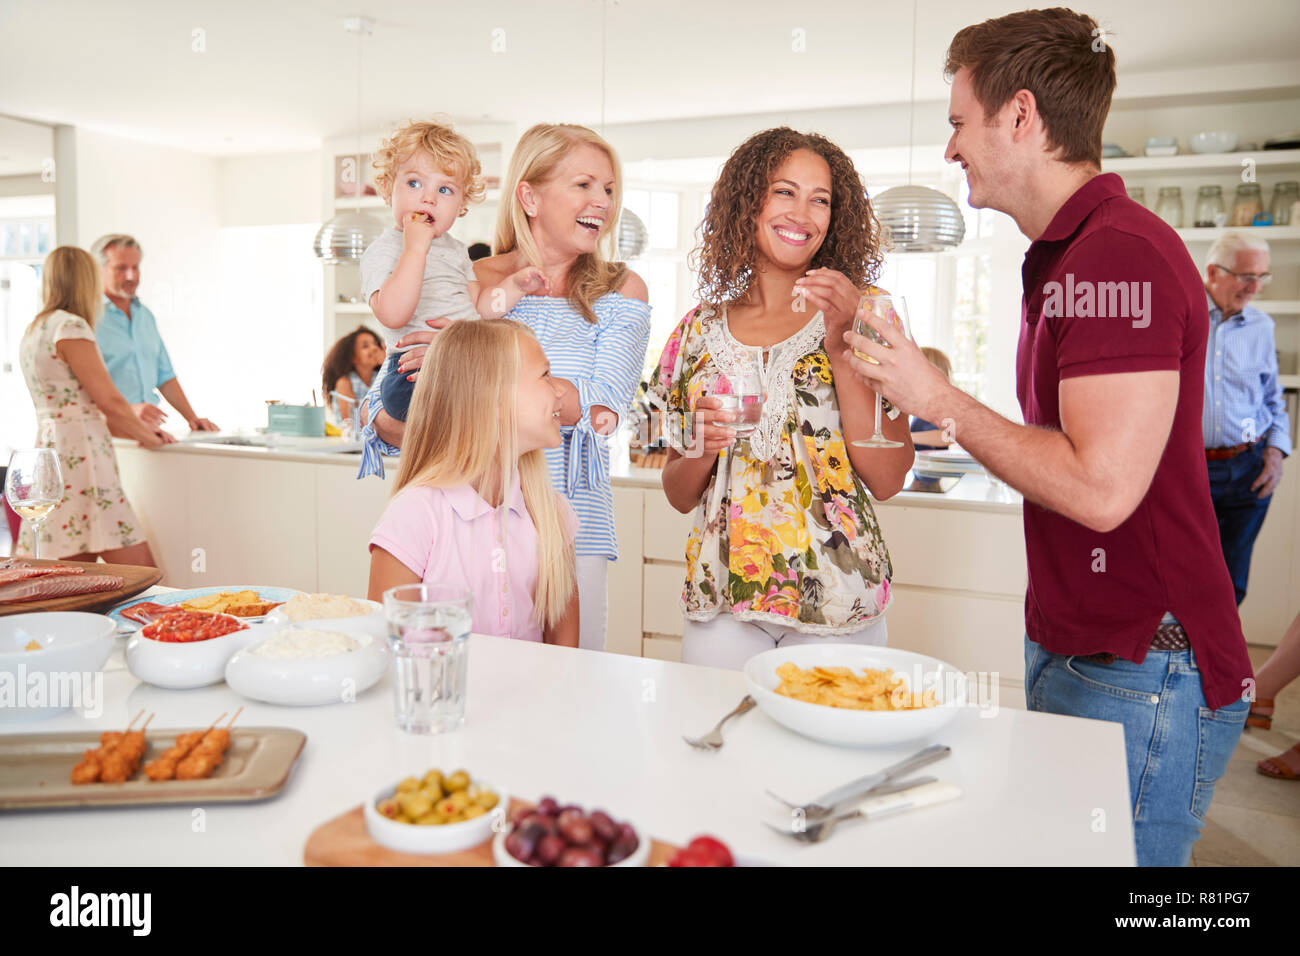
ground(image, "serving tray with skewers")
xmin=0 ymin=711 xmax=305 ymax=810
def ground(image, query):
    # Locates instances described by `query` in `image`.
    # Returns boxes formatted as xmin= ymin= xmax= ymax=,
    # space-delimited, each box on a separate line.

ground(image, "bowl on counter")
xmin=265 ymin=597 xmax=385 ymax=641
xmin=1189 ymin=131 xmax=1239 ymax=154
xmin=125 ymin=615 xmax=261 ymax=690
xmin=364 ymin=781 xmax=509 ymax=855
xmin=224 ymin=625 xmax=388 ymax=706
xmin=492 ymin=817 xmax=650 ymax=868
xmin=0 ymin=612 xmax=117 ymax=721
xmin=743 ymin=644 xmax=968 ymax=748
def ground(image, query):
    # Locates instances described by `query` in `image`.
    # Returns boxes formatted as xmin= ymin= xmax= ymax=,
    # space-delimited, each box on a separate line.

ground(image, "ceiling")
xmin=1 ymin=0 xmax=1297 ymax=159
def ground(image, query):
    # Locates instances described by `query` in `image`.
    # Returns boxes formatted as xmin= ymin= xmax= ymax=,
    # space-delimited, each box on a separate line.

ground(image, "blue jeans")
xmin=1206 ymin=441 xmax=1272 ymax=605
xmin=379 ymin=351 xmax=415 ymax=422
xmin=1024 ymin=636 xmax=1248 ymax=866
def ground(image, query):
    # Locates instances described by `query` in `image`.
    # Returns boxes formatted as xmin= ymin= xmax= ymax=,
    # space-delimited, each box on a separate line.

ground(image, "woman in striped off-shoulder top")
xmin=471 ymin=124 xmax=651 ymax=653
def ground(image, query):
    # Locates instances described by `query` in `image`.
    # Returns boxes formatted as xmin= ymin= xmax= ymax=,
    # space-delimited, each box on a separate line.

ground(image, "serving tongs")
xmin=766 ymin=743 xmax=952 ymax=821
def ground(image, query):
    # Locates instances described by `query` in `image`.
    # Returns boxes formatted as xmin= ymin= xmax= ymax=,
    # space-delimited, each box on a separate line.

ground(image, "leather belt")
xmin=1206 ymin=438 xmax=1264 ymax=461
xmin=1077 ymin=622 xmax=1190 ymax=665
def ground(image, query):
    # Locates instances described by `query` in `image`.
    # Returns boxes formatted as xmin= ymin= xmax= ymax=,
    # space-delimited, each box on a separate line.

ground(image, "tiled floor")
xmin=1192 ymin=644 xmax=1300 ymax=866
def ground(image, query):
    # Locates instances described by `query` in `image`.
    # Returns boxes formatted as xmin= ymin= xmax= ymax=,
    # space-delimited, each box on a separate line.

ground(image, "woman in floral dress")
xmin=17 ymin=246 xmax=167 ymax=563
xmin=649 ymin=128 xmax=913 ymax=668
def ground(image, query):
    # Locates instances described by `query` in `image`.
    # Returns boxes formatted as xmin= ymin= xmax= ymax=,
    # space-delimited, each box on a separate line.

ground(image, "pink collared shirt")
xmin=369 ymin=476 xmax=578 ymax=642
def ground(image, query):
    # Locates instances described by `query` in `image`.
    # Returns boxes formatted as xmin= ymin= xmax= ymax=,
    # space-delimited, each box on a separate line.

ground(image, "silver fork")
xmin=683 ymin=695 xmax=756 ymax=750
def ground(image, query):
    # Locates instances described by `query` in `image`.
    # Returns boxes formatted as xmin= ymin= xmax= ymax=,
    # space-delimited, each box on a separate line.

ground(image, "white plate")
xmin=125 ymin=616 xmax=262 ymax=689
xmin=743 ymin=644 xmax=967 ymax=748
xmin=492 ymin=819 xmax=650 ymax=867
xmin=0 ymin=612 xmax=117 ymax=721
xmin=224 ymin=625 xmax=388 ymax=706
xmin=364 ymin=782 xmax=508 ymax=855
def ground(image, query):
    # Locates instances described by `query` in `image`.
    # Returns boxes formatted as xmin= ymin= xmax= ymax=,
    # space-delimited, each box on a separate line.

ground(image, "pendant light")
xmin=596 ymin=0 xmax=649 ymax=260
xmin=314 ymin=16 xmax=385 ymax=263
xmin=872 ymin=0 xmax=965 ymax=252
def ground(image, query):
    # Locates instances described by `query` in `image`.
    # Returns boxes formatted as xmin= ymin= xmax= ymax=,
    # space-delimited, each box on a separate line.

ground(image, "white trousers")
xmin=575 ymin=555 xmax=608 ymax=652
xmin=680 ymin=613 xmax=888 ymax=670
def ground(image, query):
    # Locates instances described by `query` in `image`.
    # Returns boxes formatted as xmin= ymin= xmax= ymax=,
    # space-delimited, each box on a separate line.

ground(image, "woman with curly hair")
xmin=322 ymin=325 xmax=384 ymax=426
xmin=648 ymin=128 xmax=913 ymax=668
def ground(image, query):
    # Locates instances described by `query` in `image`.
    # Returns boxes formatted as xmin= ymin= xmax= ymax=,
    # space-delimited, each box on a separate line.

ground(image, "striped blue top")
xmin=1202 ymin=293 xmax=1292 ymax=456
xmin=508 ymin=293 xmax=652 ymax=559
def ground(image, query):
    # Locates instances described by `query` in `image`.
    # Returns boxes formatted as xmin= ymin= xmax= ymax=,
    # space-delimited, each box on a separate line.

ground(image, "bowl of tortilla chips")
xmin=743 ymin=644 xmax=967 ymax=747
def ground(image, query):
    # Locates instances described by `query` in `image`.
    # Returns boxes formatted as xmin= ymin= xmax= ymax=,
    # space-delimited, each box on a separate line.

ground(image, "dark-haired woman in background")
xmin=323 ymin=326 xmax=385 ymax=427
xmin=648 ymin=128 xmax=912 ymax=668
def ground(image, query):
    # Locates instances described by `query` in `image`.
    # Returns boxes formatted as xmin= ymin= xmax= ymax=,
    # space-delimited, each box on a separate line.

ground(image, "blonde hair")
xmin=395 ymin=319 xmax=576 ymax=629
xmin=30 ymin=246 xmax=103 ymax=334
xmin=920 ymin=346 xmax=953 ymax=382
xmin=372 ymin=119 xmax=486 ymax=213
xmin=495 ymin=123 xmax=629 ymax=325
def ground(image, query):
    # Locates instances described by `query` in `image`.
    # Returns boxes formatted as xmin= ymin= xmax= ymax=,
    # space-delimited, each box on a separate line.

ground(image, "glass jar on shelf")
xmin=1231 ymin=183 xmax=1264 ymax=227
xmin=1127 ymin=187 xmax=1146 ymax=208
xmin=1268 ymin=181 xmax=1298 ymax=226
xmin=1193 ymin=185 xmax=1225 ymax=228
xmin=1154 ymin=187 xmax=1184 ymax=229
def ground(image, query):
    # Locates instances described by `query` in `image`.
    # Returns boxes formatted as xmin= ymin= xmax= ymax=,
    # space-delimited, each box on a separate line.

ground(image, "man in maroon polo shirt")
xmin=842 ymin=8 xmax=1252 ymax=866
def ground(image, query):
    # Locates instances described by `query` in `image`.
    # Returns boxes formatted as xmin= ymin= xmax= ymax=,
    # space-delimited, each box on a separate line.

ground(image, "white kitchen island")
xmin=0 ymin=622 xmax=1136 ymax=866
xmin=112 ymin=438 xmax=1032 ymax=687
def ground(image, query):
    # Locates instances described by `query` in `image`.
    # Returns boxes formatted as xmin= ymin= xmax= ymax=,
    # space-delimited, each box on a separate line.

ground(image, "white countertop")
xmin=118 ymin=437 xmax=1021 ymax=513
xmin=610 ymin=458 xmax=1022 ymax=513
xmin=0 ymin=594 xmax=1133 ymax=866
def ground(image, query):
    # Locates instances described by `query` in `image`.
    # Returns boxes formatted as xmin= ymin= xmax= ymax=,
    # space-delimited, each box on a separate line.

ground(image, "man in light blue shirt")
xmin=91 ymin=234 xmax=218 ymax=434
xmin=1202 ymin=233 xmax=1291 ymax=604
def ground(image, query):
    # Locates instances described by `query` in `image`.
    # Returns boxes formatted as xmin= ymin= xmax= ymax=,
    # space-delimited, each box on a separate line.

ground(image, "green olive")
xmin=395 ymin=776 xmax=421 ymax=794
xmin=444 ymin=770 xmax=470 ymax=793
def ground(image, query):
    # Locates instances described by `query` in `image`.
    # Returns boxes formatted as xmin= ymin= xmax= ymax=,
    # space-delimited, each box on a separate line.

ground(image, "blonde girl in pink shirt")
xmin=367 ymin=319 xmax=580 ymax=646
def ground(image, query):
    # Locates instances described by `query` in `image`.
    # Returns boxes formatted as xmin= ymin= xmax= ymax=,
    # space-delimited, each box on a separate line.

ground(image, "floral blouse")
xmin=647 ymin=296 xmax=900 ymax=635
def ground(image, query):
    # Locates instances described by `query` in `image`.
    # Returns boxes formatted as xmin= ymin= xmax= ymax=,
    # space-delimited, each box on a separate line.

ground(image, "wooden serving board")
xmin=0 ymin=558 xmax=163 ymax=617
xmin=304 ymin=798 xmax=679 ymax=867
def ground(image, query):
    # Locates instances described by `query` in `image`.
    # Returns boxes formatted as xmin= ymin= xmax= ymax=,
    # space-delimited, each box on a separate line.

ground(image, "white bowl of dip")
xmin=224 ymin=624 xmax=388 ymax=706
xmin=265 ymin=595 xmax=385 ymax=640
xmin=125 ymin=615 xmax=261 ymax=690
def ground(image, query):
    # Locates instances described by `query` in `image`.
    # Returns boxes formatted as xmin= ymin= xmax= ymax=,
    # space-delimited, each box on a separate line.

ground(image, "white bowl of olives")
xmin=363 ymin=768 xmax=507 ymax=855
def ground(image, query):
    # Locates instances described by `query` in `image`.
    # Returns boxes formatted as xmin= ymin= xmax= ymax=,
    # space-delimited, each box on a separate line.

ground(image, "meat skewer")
xmin=175 ymin=708 xmax=242 ymax=781
xmin=99 ymin=712 xmax=153 ymax=783
xmin=143 ymin=712 xmax=225 ymax=781
xmin=70 ymin=709 xmax=144 ymax=785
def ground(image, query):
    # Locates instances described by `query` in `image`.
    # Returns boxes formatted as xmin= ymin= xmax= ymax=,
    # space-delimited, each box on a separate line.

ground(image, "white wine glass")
xmin=5 ymin=449 xmax=64 ymax=560
xmin=851 ymin=294 xmax=912 ymax=449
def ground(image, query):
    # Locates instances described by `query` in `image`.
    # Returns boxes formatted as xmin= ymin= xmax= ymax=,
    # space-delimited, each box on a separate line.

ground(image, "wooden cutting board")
xmin=304 ymin=798 xmax=679 ymax=867
xmin=0 ymin=558 xmax=162 ymax=617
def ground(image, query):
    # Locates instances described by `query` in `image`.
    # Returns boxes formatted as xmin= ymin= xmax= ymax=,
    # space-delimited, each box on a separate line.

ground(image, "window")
xmin=622 ymin=186 xmax=690 ymax=379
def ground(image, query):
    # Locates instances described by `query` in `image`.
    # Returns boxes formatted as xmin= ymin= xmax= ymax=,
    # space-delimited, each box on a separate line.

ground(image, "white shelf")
xmin=333 ymin=303 xmax=370 ymax=314
xmin=1174 ymin=226 xmax=1300 ymax=242
xmin=1280 ymin=375 xmax=1299 ymax=390
xmin=1103 ymin=148 xmax=1300 ymax=175
xmin=1254 ymin=300 xmax=1300 ymax=315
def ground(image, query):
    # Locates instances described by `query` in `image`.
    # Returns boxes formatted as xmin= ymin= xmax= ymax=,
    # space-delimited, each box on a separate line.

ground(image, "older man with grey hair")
xmin=1202 ymin=232 xmax=1290 ymax=605
xmin=90 ymin=234 xmax=218 ymax=434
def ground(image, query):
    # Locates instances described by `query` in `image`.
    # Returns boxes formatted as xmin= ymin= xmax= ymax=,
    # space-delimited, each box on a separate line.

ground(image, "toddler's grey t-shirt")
xmin=359 ymin=227 xmax=480 ymax=351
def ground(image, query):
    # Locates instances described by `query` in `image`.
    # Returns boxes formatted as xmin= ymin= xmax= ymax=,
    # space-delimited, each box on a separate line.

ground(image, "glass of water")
xmin=383 ymin=584 xmax=473 ymax=734
xmin=712 ymin=347 xmax=765 ymax=441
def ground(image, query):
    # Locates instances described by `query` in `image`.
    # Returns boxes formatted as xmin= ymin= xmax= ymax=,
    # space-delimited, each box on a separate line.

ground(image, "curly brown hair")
xmin=692 ymin=128 xmax=883 ymax=307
